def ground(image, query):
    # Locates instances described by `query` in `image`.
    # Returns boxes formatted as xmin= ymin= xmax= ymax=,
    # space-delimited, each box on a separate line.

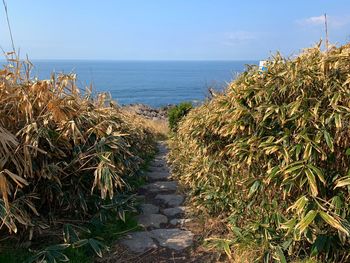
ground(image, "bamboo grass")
xmin=169 ymin=43 xmax=350 ymax=261
xmin=0 ymin=56 xmax=155 ymax=237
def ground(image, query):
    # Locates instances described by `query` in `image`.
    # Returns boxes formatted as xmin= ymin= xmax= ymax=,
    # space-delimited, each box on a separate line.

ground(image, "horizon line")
xmin=0 ymin=58 xmax=260 ymax=62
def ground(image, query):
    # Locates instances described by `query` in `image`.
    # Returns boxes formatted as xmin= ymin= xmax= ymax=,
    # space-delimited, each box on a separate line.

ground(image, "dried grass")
xmin=0 ymin=55 xmax=155 ymax=237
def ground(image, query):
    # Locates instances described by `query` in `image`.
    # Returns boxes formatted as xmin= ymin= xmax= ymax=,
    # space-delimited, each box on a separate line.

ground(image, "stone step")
xmin=120 ymin=231 xmax=157 ymax=253
xmin=141 ymin=181 xmax=178 ymax=193
xmin=119 ymin=142 xmax=195 ymax=256
xmin=170 ymin=218 xmax=192 ymax=226
xmin=147 ymin=171 xmax=170 ymax=180
xmin=120 ymin=228 xmax=194 ymax=253
xmin=162 ymin=206 xmax=186 ymax=217
xmin=149 ymin=228 xmax=194 ymax=251
xmin=155 ymin=194 xmax=184 ymax=207
xmin=136 ymin=213 xmax=168 ymax=228
xmin=140 ymin=203 xmax=159 ymax=214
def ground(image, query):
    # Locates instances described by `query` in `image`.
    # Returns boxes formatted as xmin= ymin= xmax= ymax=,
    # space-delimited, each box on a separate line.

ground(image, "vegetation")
xmin=0 ymin=55 xmax=155 ymax=261
xmin=169 ymin=43 xmax=350 ymax=262
xmin=168 ymin=102 xmax=193 ymax=131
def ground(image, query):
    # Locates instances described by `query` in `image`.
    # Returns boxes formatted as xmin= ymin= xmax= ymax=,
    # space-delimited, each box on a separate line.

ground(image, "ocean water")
xmin=30 ymin=60 xmax=257 ymax=107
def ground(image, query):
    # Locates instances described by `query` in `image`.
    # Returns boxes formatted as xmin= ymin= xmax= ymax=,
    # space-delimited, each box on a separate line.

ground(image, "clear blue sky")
xmin=0 ymin=1 xmax=349 ymax=60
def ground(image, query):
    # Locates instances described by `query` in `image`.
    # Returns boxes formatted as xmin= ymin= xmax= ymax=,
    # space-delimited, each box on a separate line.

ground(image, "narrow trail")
xmin=118 ymin=141 xmax=196 ymax=262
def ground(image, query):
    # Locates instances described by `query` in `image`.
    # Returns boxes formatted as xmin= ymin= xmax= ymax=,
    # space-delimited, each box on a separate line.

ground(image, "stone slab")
xmin=148 ymin=171 xmax=170 ymax=180
xmin=169 ymin=218 xmax=193 ymax=226
xmin=162 ymin=207 xmax=186 ymax=217
xmin=120 ymin=231 xmax=157 ymax=253
xmin=142 ymin=181 xmax=178 ymax=192
xmin=150 ymin=228 xmax=194 ymax=251
xmin=155 ymin=194 xmax=184 ymax=207
xmin=136 ymin=213 xmax=168 ymax=228
xmin=140 ymin=203 xmax=159 ymax=214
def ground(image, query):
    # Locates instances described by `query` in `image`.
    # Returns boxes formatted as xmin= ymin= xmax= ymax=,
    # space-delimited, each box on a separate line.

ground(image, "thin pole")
xmin=2 ymin=0 xmax=16 ymax=53
xmin=324 ymin=13 xmax=329 ymax=51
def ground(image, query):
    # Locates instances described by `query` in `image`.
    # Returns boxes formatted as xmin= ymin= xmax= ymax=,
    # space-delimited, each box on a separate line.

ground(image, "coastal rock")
xmin=122 ymin=103 xmax=173 ymax=120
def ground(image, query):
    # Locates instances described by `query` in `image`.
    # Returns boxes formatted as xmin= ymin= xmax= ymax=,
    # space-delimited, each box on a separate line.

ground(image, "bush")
xmin=169 ymin=43 xmax=350 ymax=262
xmin=168 ymin=102 xmax=193 ymax=131
xmin=0 ymin=58 xmax=155 ymax=244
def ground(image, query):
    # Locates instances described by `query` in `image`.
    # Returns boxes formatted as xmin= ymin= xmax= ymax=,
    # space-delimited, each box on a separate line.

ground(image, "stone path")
xmin=120 ymin=142 xmax=194 ymax=254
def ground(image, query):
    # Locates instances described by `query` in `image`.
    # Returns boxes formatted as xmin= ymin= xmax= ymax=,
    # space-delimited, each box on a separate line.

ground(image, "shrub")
xmin=168 ymin=102 xmax=193 ymax=131
xmin=169 ymin=43 xmax=350 ymax=262
xmin=0 ymin=58 xmax=155 ymax=243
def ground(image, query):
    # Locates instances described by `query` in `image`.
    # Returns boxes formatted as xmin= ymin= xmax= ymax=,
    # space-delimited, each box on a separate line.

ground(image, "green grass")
xmin=0 ymin=213 xmax=140 ymax=263
xmin=90 ymin=213 xmax=140 ymax=244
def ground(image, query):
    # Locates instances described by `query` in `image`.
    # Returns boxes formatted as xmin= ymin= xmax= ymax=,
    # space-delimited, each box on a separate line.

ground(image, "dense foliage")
xmin=169 ymin=43 xmax=350 ymax=262
xmin=168 ymin=102 xmax=193 ymax=131
xmin=0 ymin=57 xmax=155 ymax=253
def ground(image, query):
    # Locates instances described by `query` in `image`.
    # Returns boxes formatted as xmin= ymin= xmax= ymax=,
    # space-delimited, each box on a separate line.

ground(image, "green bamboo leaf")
xmin=334 ymin=177 xmax=350 ymax=188
xmin=295 ymin=144 xmax=302 ymax=159
xmin=335 ymin=113 xmax=342 ymax=128
xmin=319 ymin=211 xmax=349 ymax=235
xmin=284 ymin=163 xmax=304 ymax=174
xmin=323 ymin=130 xmax=334 ymax=152
xmin=88 ymin=238 xmax=106 ymax=258
xmin=266 ymin=166 xmax=280 ymax=184
xmin=275 ymin=246 xmax=287 ymax=263
xmin=303 ymin=143 xmax=312 ymax=160
xmin=223 ymin=242 xmax=232 ymax=259
xmin=248 ymin=180 xmax=260 ymax=198
xmin=295 ymin=210 xmax=318 ymax=233
xmin=305 ymin=168 xmax=318 ymax=196
xmin=287 ymin=195 xmax=308 ymax=215
xmin=307 ymin=164 xmax=326 ymax=185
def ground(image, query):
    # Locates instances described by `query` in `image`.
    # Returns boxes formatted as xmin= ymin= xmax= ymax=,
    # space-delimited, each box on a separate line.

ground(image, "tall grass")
xmin=0 ymin=55 xmax=155 ymax=250
xmin=169 ymin=43 xmax=350 ymax=262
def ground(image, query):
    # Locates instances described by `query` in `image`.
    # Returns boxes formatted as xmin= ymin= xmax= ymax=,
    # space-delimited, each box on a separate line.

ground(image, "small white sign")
xmin=259 ymin=60 xmax=267 ymax=71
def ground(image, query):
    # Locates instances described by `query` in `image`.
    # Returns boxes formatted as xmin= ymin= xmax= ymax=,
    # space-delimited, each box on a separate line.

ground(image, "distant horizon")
xmin=22 ymin=60 xmax=248 ymax=107
xmin=1 ymin=58 xmax=259 ymax=62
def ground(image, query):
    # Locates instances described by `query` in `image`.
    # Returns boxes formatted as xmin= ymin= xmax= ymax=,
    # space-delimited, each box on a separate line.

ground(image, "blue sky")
xmin=0 ymin=1 xmax=349 ymax=60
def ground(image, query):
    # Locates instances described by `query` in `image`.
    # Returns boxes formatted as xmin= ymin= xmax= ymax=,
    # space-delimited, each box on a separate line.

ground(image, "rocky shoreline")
xmin=122 ymin=103 xmax=174 ymax=120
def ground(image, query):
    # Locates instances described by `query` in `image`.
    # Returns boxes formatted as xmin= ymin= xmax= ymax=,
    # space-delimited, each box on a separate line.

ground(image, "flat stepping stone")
xmin=135 ymin=195 xmax=145 ymax=201
xmin=170 ymin=218 xmax=192 ymax=226
xmin=162 ymin=206 xmax=186 ymax=217
xmin=150 ymin=162 xmax=164 ymax=168
xmin=155 ymin=194 xmax=184 ymax=207
xmin=140 ymin=203 xmax=159 ymax=214
xmin=142 ymin=181 xmax=177 ymax=192
xmin=157 ymin=146 xmax=168 ymax=155
xmin=148 ymin=171 xmax=170 ymax=180
xmin=120 ymin=231 xmax=157 ymax=253
xmin=136 ymin=213 xmax=168 ymax=228
xmin=150 ymin=228 xmax=194 ymax=251
xmin=149 ymin=166 xmax=170 ymax=173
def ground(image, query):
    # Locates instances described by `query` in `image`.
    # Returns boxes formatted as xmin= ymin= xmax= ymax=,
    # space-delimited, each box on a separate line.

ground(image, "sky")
xmin=0 ymin=1 xmax=349 ymax=60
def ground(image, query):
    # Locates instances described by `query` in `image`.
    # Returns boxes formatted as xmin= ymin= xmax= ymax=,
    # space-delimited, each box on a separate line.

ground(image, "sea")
xmin=29 ymin=60 xmax=257 ymax=107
